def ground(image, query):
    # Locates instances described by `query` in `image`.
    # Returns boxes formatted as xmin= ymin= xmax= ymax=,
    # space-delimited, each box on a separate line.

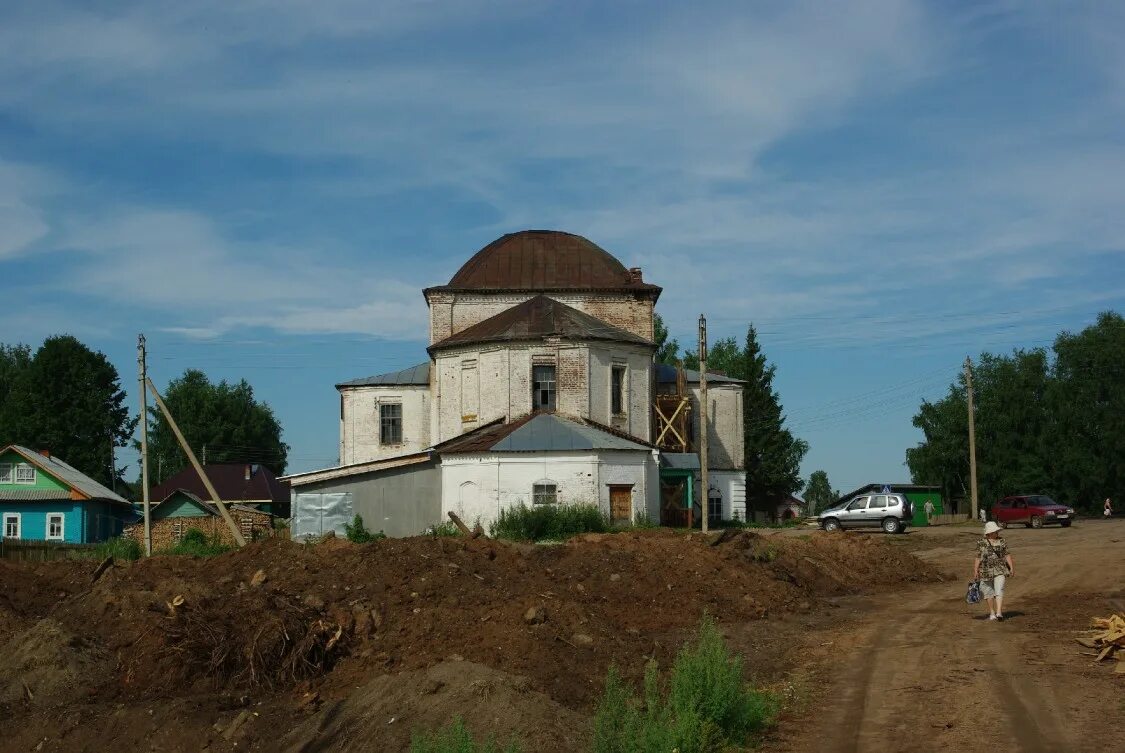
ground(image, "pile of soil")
xmin=0 ymin=529 xmax=942 ymax=751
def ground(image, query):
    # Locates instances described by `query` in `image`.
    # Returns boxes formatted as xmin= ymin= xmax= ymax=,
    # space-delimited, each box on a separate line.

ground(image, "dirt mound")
xmin=0 ymin=530 xmax=940 ymax=713
xmin=283 ymin=659 xmax=588 ymax=753
xmin=0 ymin=618 xmax=110 ymax=708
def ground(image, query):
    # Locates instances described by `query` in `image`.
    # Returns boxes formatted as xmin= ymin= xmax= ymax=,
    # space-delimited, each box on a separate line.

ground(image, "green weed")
xmin=489 ymin=503 xmax=609 ymax=541
xmin=160 ymin=528 xmax=232 ymax=557
xmin=410 ymin=717 xmax=521 ymax=753
xmin=86 ymin=536 xmax=142 ymax=562
xmin=344 ymin=514 xmax=386 ymax=544
xmin=592 ymin=616 xmax=778 ymax=753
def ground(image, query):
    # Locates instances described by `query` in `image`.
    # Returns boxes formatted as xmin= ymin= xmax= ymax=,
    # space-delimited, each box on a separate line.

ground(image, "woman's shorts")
xmin=980 ymin=574 xmax=1006 ymax=598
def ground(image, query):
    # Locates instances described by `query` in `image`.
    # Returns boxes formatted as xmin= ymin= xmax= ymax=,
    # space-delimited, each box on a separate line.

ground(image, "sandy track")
xmin=771 ymin=519 xmax=1125 ymax=753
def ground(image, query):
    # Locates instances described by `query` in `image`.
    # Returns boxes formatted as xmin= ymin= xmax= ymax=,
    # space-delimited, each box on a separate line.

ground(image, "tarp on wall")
xmin=291 ymin=491 xmax=353 ymax=541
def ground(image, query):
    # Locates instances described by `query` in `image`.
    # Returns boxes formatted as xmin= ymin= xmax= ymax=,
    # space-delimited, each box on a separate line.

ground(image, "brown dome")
xmin=435 ymin=230 xmax=660 ymax=293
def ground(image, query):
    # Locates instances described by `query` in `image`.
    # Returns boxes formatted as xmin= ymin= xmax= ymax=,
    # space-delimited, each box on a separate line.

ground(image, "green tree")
xmin=654 ymin=313 xmax=680 ymax=365
xmin=0 ymin=343 xmax=32 ymax=434
xmin=805 ymin=470 xmax=835 ymax=514
xmin=2 ymin=336 xmax=135 ymax=488
xmin=906 ymin=311 xmax=1125 ymax=512
xmin=147 ymin=369 xmax=288 ymax=480
xmin=685 ymin=327 xmax=808 ymax=520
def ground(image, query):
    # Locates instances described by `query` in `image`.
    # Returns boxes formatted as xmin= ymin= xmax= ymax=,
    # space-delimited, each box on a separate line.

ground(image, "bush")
xmin=425 ymin=521 xmax=463 ymax=537
xmin=161 ymin=528 xmax=232 ymax=557
xmin=344 ymin=514 xmax=386 ymax=544
xmin=629 ymin=510 xmax=659 ymax=529
xmin=88 ymin=536 xmax=142 ymax=562
xmin=410 ymin=717 xmax=521 ymax=753
xmin=593 ymin=616 xmax=778 ymax=753
xmin=489 ymin=503 xmax=609 ymax=541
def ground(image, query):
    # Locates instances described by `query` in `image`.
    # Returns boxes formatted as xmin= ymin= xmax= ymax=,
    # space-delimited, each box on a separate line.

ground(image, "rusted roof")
xmin=426 ymin=230 xmax=662 ymax=295
xmin=434 ymin=413 xmax=652 ymax=454
xmin=429 ymin=295 xmax=654 ymax=351
xmin=149 ymin=463 xmax=288 ymax=504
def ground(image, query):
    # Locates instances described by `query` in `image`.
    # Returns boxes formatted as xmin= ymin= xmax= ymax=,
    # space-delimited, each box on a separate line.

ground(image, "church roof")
xmin=435 ymin=413 xmax=652 ymax=454
xmin=429 ymin=295 xmax=654 ymax=351
xmin=425 ymin=230 xmax=661 ymax=296
xmin=336 ymin=362 xmax=430 ymax=388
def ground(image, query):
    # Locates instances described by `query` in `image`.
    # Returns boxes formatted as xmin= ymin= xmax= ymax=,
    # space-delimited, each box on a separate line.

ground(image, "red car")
xmin=992 ymin=495 xmax=1075 ymax=529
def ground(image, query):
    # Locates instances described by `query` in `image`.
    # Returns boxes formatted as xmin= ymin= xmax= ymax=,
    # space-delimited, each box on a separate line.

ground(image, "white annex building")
xmin=284 ymin=231 xmax=746 ymax=537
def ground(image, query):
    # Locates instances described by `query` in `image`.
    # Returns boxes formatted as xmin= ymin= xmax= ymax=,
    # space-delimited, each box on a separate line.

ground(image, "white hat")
xmin=983 ymin=521 xmax=1002 ymax=535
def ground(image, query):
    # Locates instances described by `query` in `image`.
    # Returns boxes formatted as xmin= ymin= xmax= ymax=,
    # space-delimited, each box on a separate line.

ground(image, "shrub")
xmin=489 ymin=503 xmax=609 ymax=541
xmin=410 ymin=717 xmax=521 ymax=753
xmin=344 ymin=514 xmax=386 ymax=544
xmin=592 ymin=616 xmax=778 ymax=753
xmin=425 ymin=521 xmax=463 ymax=537
xmin=161 ymin=528 xmax=232 ymax=557
xmin=89 ymin=536 xmax=142 ymax=562
xmin=629 ymin=510 xmax=659 ymax=529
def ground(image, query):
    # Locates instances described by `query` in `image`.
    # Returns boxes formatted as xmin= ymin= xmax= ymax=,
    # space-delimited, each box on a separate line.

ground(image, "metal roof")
xmin=5 ymin=445 xmax=130 ymax=505
xmin=428 ymin=230 xmax=661 ymax=295
xmin=150 ymin=463 xmax=288 ymax=503
xmin=659 ymin=453 xmax=701 ymax=470
xmin=336 ymin=362 xmax=430 ymax=388
xmin=430 ymin=295 xmax=653 ymax=351
xmin=0 ymin=489 xmax=71 ymax=501
xmin=654 ymin=363 xmax=744 ymax=385
xmin=437 ymin=413 xmax=651 ymax=454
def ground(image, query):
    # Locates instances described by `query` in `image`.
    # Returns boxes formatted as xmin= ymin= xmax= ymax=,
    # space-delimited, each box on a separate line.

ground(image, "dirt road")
xmin=769 ymin=519 xmax=1125 ymax=753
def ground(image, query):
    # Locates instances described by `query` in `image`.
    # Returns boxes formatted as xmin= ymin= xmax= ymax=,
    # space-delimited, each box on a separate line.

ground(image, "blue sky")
xmin=2 ymin=1 xmax=1123 ymax=492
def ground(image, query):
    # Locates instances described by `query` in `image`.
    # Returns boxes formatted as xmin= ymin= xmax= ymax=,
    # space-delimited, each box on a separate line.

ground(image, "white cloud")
xmin=0 ymin=160 xmax=53 ymax=258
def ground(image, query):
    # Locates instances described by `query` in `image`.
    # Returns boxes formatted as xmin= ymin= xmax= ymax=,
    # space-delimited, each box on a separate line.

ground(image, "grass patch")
xmin=593 ymin=616 xmax=778 ymax=753
xmin=410 ymin=717 xmax=521 ymax=753
xmin=344 ymin=514 xmax=387 ymax=544
xmin=160 ymin=528 xmax=232 ymax=557
xmin=489 ymin=503 xmax=610 ymax=542
xmin=82 ymin=536 xmax=142 ymax=562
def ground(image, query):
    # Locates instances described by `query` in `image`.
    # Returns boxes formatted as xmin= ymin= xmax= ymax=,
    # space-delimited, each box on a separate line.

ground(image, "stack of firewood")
xmin=1076 ymin=613 xmax=1125 ymax=673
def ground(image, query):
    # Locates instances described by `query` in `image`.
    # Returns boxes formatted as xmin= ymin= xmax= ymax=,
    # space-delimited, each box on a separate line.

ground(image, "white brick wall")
xmin=426 ymin=291 xmax=655 ymax=345
xmin=439 ymin=449 xmax=659 ymax=530
xmin=688 ymin=383 xmax=744 ymax=470
xmin=338 ymin=385 xmax=431 ymax=464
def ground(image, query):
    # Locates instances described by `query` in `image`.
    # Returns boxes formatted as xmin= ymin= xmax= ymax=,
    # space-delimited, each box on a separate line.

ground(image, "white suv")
xmin=818 ymin=493 xmax=913 ymax=534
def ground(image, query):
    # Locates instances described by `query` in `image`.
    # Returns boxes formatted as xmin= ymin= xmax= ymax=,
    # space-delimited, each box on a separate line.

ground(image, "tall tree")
xmin=906 ymin=311 xmax=1124 ymax=512
xmin=805 ymin=470 xmax=835 ymax=514
xmin=0 ymin=343 xmax=32 ymax=434
xmin=686 ymin=326 xmax=808 ymax=519
xmin=653 ymin=313 xmax=680 ymax=365
xmin=147 ymin=369 xmax=288 ymax=480
xmin=3 ymin=336 xmax=135 ymax=488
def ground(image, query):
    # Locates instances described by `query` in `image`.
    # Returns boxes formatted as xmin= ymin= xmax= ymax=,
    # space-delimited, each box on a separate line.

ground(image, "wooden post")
xmin=137 ymin=335 xmax=152 ymax=556
xmin=965 ymin=357 xmax=979 ymax=523
xmin=699 ymin=315 xmax=709 ymax=534
xmin=145 ymin=376 xmax=247 ymax=547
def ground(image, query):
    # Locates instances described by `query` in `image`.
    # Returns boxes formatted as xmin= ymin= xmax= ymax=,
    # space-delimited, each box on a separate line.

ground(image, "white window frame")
xmin=45 ymin=513 xmax=65 ymax=541
xmin=0 ymin=463 xmax=12 ymax=483
xmin=14 ymin=463 xmax=36 ymax=484
xmin=2 ymin=512 xmax=20 ymax=539
xmin=532 ymin=482 xmax=558 ymax=506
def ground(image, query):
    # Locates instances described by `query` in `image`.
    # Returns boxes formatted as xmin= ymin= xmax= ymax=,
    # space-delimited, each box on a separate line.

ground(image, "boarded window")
xmin=461 ymin=360 xmax=479 ymax=419
xmin=533 ymin=483 xmax=558 ymax=506
xmin=380 ymin=403 xmax=402 ymax=445
xmin=532 ymin=365 xmax=556 ymax=411
xmin=611 ymin=365 xmax=626 ymax=415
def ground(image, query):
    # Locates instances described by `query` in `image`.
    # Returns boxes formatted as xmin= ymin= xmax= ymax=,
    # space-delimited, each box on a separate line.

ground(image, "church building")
xmin=284 ymin=231 xmax=746 ymax=537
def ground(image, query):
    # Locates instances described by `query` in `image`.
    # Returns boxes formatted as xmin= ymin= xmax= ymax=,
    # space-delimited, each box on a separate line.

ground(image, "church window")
xmin=532 ymin=365 xmax=556 ymax=411
xmin=611 ymin=365 xmax=626 ymax=415
xmin=380 ymin=403 xmax=402 ymax=445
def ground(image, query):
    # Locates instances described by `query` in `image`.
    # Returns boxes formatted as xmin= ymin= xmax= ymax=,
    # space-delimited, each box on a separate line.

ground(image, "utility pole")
xmin=138 ymin=335 xmax=152 ymax=557
xmin=699 ymin=314 xmax=709 ymax=534
xmin=965 ymin=356 xmax=979 ymax=523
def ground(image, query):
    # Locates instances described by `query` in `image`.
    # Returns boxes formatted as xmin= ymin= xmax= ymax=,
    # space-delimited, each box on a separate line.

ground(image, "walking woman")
xmin=974 ymin=521 xmax=1015 ymax=621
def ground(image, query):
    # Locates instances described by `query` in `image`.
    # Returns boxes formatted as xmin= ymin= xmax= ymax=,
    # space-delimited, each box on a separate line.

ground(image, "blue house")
xmin=0 ymin=445 xmax=135 ymax=544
